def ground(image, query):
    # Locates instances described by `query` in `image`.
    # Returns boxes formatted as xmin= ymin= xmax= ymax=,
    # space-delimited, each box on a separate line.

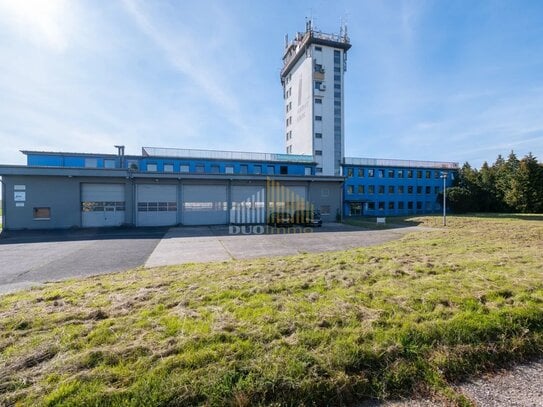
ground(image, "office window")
xmin=314 ymin=81 xmax=322 ymax=90
xmin=398 ymin=185 xmax=404 ymax=194
xmin=398 ymin=201 xmax=404 ymax=210
xmin=408 ymin=201 xmax=413 ymax=210
xmin=347 ymin=167 xmax=354 ymax=177
xmin=315 ymin=98 xmax=322 ymax=104
xmin=378 ymin=202 xmax=385 ymax=210
xmin=84 ymin=158 xmax=98 ymax=168
xmin=225 ymin=165 xmax=234 ymax=174
xmin=164 ymin=164 xmax=174 ymax=172
xmin=104 ymin=159 xmax=115 ymax=169
xmin=267 ymin=165 xmax=275 ymax=175
xmin=368 ymin=202 xmax=375 ymax=210
xmin=417 ymin=186 xmax=422 ymax=194
xmin=316 ymin=167 xmax=323 ymax=173
xmin=334 ymin=92 xmax=341 ymax=98
xmin=408 ymin=186 xmax=414 ymax=194
xmin=435 ymin=186 xmax=440 ymax=194
xmin=315 ymin=46 xmax=322 ymax=51
xmin=407 ymin=170 xmax=413 ymax=178
xmin=426 ymin=186 xmax=431 ymax=194
xmin=378 ymin=169 xmax=384 ymax=178
xmin=426 ymin=202 xmax=432 ymax=210
xmin=195 ymin=164 xmax=205 ymax=173
xmin=417 ymin=170 xmax=423 ymax=179
xmin=358 ymin=185 xmax=364 ymax=194
xmin=180 ymin=164 xmax=189 ymax=173
xmin=334 ymin=84 xmax=341 ymax=89
xmin=368 ymin=185 xmax=375 ymax=194
xmin=304 ymin=167 xmax=312 ymax=176
xmin=368 ymin=169 xmax=375 ymax=177
xmin=207 ymin=165 xmax=218 ymax=174
xmin=378 ymin=185 xmax=384 ymax=194
xmin=253 ymin=165 xmax=262 ymax=175
xmin=397 ymin=170 xmax=404 ymax=178
xmin=388 ymin=186 xmax=394 ymax=194
xmin=239 ymin=165 xmax=248 ymax=174
xmin=315 ymin=132 xmax=322 ymax=138
xmin=388 ymin=169 xmax=395 ymax=178
xmin=435 ymin=171 xmax=440 ymax=179
xmin=280 ymin=166 xmax=288 ymax=175
xmin=334 ymin=75 xmax=341 ymax=81
xmin=315 ymin=115 xmax=322 ymax=121
xmin=358 ymin=168 xmax=364 ymax=177
xmin=315 ymin=150 xmax=323 ymax=156
xmin=426 ymin=170 xmax=431 ymax=179
xmin=147 ymin=163 xmax=158 ymax=172
xmin=347 ymin=185 xmax=354 ymax=194
xmin=388 ymin=202 xmax=395 ymax=210
xmin=334 ymin=67 xmax=341 ymax=73
xmin=417 ymin=201 xmax=423 ymax=210
xmin=33 ymin=207 xmax=50 ymax=220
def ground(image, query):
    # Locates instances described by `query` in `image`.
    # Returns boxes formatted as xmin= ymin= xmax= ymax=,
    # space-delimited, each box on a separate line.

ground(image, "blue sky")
xmin=1 ymin=0 xmax=542 ymax=169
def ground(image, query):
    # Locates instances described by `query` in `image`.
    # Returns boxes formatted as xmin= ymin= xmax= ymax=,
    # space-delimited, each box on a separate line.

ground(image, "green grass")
xmin=1 ymin=215 xmax=542 ymax=406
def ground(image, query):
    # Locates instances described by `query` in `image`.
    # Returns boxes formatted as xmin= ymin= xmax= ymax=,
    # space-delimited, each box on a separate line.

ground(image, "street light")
xmin=440 ymin=171 xmax=448 ymax=226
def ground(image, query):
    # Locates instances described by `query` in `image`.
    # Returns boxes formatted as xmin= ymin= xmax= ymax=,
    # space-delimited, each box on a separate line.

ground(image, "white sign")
xmin=14 ymin=185 xmax=26 ymax=190
xmin=16 ymin=202 xmax=25 ymax=207
xmin=14 ymin=191 xmax=26 ymax=202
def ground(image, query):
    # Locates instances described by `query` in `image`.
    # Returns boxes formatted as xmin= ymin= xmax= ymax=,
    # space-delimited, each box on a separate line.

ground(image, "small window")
xmin=315 ymin=132 xmax=322 ymax=138
xmin=398 ymin=201 xmax=404 ymax=210
xmin=334 ymin=75 xmax=341 ymax=81
xmin=253 ymin=165 xmax=262 ymax=175
xmin=239 ymin=165 xmax=248 ymax=175
xmin=267 ymin=165 xmax=275 ymax=175
xmin=280 ymin=166 xmax=288 ymax=175
xmin=434 ymin=171 xmax=440 ymax=179
xmin=104 ymin=159 xmax=115 ymax=169
xmin=347 ymin=168 xmax=354 ymax=177
xmin=164 ymin=164 xmax=174 ymax=172
xmin=147 ymin=163 xmax=158 ymax=172
xmin=368 ymin=202 xmax=375 ymax=210
xmin=435 ymin=186 xmax=440 ymax=194
xmin=304 ymin=167 xmax=312 ymax=176
xmin=358 ymin=185 xmax=364 ymax=194
xmin=408 ymin=186 xmax=414 ymax=194
xmin=315 ymin=98 xmax=322 ymax=104
xmin=417 ymin=170 xmax=423 ymax=179
xmin=127 ymin=160 xmax=139 ymax=171
xmin=408 ymin=201 xmax=414 ymax=210
xmin=417 ymin=186 xmax=422 ymax=194
xmin=358 ymin=168 xmax=364 ymax=177
xmin=426 ymin=201 xmax=432 ymax=210
xmin=316 ymin=167 xmax=323 ymax=173
xmin=180 ymin=164 xmax=190 ymax=173
xmin=315 ymin=150 xmax=323 ymax=156
xmin=85 ymin=158 xmax=98 ymax=168
xmin=378 ymin=185 xmax=384 ymax=194
xmin=397 ymin=170 xmax=404 ymax=178
xmin=378 ymin=202 xmax=385 ymax=210
xmin=315 ymin=46 xmax=322 ymax=51
xmin=347 ymin=185 xmax=354 ymax=194
xmin=398 ymin=186 xmax=404 ymax=194
xmin=378 ymin=169 xmax=384 ymax=178
xmin=388 ymin=170 xmax=395 ymax=178
xmin=210 ymin=165 xmax=220 ymax=174
xmin=388 ymin=202 xmax=395 ymax=210
xmin=195 ymin=164 xmax=205 ymax=173
xmin=368 ymin=185 xmax=375 ymax=194
xmin=368 ymin=169 xmax=375 ymax=177
xmin=225 ymin=165 xmax=234 ymax=174
xmin=33 ymin=207 xmax=50 ymax=220
xmin=388 ymin=186 xmax=394 ymax=194
xmin=426 ymin=171 xmax=431 ymax=179
xmin=314 ymin=81 xmax=322 ymax=90
xmin=426 ymin=186 xmax=431 ymax=194
xmin=320 ymin=205 xmax=331 ymax=215
xmin=417 ymin=201 xmax=423 ymax=210
xmin=407 ymin=170 xmax=413 ymax=178
xmin=315 ymin=115 xmax=322 ymax=121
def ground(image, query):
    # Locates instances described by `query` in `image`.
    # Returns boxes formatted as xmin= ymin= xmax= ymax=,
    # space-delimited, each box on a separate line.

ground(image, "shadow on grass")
xmin=343 ymin=215 xmax=435 ymax=230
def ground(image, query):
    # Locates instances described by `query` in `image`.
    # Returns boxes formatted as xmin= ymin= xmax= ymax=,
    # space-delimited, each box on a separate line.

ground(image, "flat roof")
xmin=343 ymin=157 xmax=459 ymax=170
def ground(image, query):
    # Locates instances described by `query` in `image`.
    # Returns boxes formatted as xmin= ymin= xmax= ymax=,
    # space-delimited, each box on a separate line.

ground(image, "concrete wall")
xmin=309 ymin=181 xmax=343 ymax=222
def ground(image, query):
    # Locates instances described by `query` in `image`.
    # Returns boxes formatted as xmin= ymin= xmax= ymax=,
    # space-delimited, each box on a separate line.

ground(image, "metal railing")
xmin=344 ymin=157 xmax=459 ymax=169
xmin=142 ymin=147 xmax=315 ymax=163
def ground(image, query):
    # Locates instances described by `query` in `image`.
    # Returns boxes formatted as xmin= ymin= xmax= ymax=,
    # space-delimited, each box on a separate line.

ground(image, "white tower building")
xmin=281 ymin=20 xmax=351 ymax=176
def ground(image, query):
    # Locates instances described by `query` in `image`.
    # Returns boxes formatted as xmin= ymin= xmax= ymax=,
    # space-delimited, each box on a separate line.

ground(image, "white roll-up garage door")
xmin=230 ymin=185 xmax=266 ymax=224
xmin=81 ymin=183 xmax=125 ymax=227
xmin=267 ymin=184 xmax=308 ymax=213
xmin=182 ymin=184 xmax=227 ymax=225
xmin=137 ymin=184 xmax=178 ymax=226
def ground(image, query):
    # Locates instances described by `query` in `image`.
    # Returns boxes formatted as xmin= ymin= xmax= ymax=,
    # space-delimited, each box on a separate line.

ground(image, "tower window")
xmin=315 ymin=116 xmax=322 ymax=121
xmin=315 ymin=98 xmax=322 ymax=104
xmin=315 ymin=46 xmax=322 ymax=51
xmin=315 ymin=150 xmax=322 ymax=156
xmin=315 ymin=132 xmax=322 ymax=138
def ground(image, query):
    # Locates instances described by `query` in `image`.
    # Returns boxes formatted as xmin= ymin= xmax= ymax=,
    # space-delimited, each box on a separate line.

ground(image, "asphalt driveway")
xmin=0 ymin=223 xmax=422 ymax=295
xmin=0 ymin=228 xmax=166 ymax=294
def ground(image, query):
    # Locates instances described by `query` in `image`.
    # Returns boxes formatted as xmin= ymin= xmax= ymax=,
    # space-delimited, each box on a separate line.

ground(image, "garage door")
xmin=182 ymin=184 xmax=227 ymax=225
xmin=267 ymin=184 xmax=308 ymax=212
xmin=137 ymin=184 xmax=178 ymax=226
xmin=81 ymin=183 xmax=125 ymax=227
xmin=230 ymin=185 xmax=266 ymax=224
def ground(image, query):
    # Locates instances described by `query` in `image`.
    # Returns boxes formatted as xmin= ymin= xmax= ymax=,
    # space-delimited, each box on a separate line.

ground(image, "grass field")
xmin=0 ymin=215 xmax=542 ymax=406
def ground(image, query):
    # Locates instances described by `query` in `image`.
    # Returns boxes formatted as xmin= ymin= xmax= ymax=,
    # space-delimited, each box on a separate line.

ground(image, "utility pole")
xmin=440 ymin=172 xmax=448 ymax=226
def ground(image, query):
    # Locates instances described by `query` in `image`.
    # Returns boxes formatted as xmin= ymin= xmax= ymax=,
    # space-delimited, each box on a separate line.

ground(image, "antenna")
xmin=284 ymin=33 xmax=288 ymax=48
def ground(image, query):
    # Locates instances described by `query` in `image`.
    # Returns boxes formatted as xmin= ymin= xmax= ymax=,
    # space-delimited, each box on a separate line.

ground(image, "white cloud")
xmin=0 ymin=0 xmax=75 ymax=51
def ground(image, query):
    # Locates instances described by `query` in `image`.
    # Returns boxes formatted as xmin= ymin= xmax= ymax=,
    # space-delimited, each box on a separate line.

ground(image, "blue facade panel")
xmin=342 ymin=165 xmax=456 ymax=217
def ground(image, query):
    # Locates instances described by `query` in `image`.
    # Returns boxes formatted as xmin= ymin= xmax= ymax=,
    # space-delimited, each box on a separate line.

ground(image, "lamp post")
xmin=440 ymin=172 xmax=448 ymax=226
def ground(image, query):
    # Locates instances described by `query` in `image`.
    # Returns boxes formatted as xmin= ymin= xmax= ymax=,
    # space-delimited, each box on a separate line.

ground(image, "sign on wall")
xmin=14 ymin=185 xmax=26 ymax=205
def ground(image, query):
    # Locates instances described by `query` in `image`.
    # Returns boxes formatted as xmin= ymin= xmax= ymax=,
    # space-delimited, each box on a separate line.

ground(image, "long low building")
xmin=0 ymin=147 xmax=343 ymax=229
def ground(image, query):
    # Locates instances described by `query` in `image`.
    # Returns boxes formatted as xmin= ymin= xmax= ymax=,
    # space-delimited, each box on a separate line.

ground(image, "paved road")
xmin=145 ymin=223 xmax=421 ymax=267
xmin=0 ymin=228 xmax=166 ymax=294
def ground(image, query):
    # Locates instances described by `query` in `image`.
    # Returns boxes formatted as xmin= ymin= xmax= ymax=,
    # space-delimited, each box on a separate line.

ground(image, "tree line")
xmin=446 ymin=152 xmax=543 ymax=213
